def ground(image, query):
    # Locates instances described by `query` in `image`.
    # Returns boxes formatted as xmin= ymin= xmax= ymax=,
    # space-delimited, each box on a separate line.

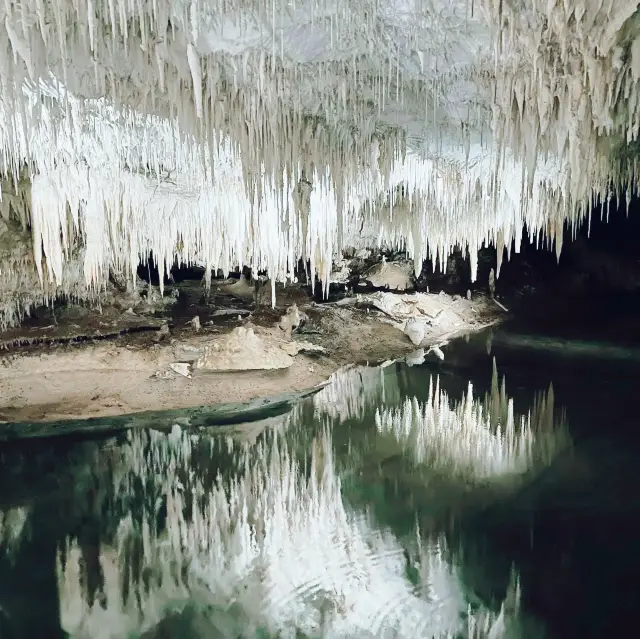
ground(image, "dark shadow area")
xmin=498 ymin=196 xmax=640 ymax=337
xmin=461 ymin=435 xmax=640 ymax=639
xmin=136 ymin=253 xmax=208 ymax=286
xmin=412 ymin=194 xmax=640 ymax=346
xmin=0 ymin=503 xmax=66 ymax=639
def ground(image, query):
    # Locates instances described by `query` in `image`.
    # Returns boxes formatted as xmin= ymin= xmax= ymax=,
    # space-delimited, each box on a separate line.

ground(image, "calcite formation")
xmin=0 ymin=1 xmax=638 ymax=327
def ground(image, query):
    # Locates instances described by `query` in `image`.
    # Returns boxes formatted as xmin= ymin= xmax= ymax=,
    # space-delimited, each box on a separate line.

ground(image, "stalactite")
xmin=0 ymin=0 xmax=638 ymax=327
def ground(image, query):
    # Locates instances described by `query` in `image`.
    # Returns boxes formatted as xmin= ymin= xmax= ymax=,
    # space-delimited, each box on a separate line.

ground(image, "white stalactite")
xmin=0 ymin=0 xmax=638 ymax=326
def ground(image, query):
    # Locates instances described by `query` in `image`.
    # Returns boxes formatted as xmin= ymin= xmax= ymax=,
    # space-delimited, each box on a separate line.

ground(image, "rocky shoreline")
xmin=0 ymin=262 xmax=504 ymax=424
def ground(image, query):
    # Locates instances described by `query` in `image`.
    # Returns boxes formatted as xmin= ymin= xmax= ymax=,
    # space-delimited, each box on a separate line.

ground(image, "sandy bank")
xmin=0 ymin=283 xmax=503 ymax=424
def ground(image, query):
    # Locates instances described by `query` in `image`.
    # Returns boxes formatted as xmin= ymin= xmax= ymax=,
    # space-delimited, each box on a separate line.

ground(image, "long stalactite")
xmin=0 ymin=0 xmax=639 ymax=327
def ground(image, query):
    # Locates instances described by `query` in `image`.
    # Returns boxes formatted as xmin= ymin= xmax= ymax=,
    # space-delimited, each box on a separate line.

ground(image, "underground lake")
xmin=1 ymin=318 xmax=639 ymax=639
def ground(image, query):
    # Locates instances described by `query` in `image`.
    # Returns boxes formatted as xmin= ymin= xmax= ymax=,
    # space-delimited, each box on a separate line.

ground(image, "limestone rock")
xmin=195 ymin=325 xmax=326 ymax=372
xmin=196 ymin=326 xmax=293 ymax=371
xmin=224 ymin=275 xmax=254 ymax=298
xmin=169 ymin=362 xmax=192 ymax=378
xmin=279 ymin=340 xmax=326 ymax=356
xmin=195 ymin=327 xmax=294 ymax=371
xmin=153 ymin=323 xmax=170 ymax=342
xmin=404 ymin=318 xmax=426 ymax=346
xmin=361 ymin=258 xmax=414 ymax=291
xmin=278 ymin=304 xmax=307 ymax=336
xmin=405 ymin=349 xmax=426 ymax=366
xmin=330 ymin=258 xmax=351 ymax=284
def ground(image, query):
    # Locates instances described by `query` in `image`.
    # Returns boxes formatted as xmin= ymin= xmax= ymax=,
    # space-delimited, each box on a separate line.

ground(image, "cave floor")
xmin=0 ymin=280 xmax=503 ymax=423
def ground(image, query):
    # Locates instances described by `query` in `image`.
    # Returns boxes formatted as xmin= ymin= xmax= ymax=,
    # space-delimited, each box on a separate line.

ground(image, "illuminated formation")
xmin=375 ymin=361 xmax=570 ymax=481
xmin=1 ymin=0 xmax=639 ymax=326
xmin=56 ymin=424 xmax=521 ymax=638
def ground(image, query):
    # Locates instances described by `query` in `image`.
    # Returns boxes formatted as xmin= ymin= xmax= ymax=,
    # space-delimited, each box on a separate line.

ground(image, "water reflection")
xmin=0 ymin=359 xmax=575 ymax=638
xmin=375 ymin=361 xmax=568 ymax=482
xmin=313 ymin=364 xmax=401 ymax=422
xmin=55 ymin=428 xmax=523 ymax=637
xmin=0 ymin=507 xmax=29 ymax=556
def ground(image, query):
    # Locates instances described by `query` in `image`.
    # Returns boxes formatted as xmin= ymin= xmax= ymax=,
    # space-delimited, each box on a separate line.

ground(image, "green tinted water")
xmin=0 ymin=325 xmax=638 ymax=638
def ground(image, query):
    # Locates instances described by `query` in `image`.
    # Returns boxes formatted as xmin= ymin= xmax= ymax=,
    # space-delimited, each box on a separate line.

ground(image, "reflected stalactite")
xmin=55 ymin=422 xmax=522 ymax=638
xmin=313 ymin=363 xmax=402 ymax=422
xmin=0 ymin=360 xmax=570 ymax=637
xmin=374 ymin=360 xmax=570 ymax=482
xmin=0 ymin=506 xmax=30 ymax=560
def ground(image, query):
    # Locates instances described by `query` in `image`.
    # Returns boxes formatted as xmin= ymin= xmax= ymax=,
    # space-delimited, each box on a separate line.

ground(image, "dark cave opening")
xmin=136 ymin=254 xmax=207 ymax=286
xmin=427 ymin=195 xmax=640 ymax=302
xmin=421 ymin=194 xmax=640 ymax=344
xmin=497 ymin=194 xmax=640 ymax=301
xmin=135 ymin=254 xmax=261 ymax=288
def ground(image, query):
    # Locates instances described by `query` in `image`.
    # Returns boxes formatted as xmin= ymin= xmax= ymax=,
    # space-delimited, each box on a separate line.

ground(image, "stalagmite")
xmin=0 ymin=0 xmax=638 ymax=326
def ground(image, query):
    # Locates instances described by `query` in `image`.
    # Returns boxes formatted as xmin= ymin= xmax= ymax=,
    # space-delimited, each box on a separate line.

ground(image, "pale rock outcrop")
xmin=362 ymin=258 xmax=414 ymax=291
xmin=195 ymin=326 xmax=323 ymax=372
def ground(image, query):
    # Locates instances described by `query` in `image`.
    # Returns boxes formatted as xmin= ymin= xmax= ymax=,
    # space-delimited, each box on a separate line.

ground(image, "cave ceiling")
xmin=0 ymin=0 xmax=639 ymax=327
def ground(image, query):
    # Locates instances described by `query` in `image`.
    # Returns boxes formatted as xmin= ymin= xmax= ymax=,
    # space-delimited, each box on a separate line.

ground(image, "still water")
xmin=1 ymin=323 xmax=639 ymax=638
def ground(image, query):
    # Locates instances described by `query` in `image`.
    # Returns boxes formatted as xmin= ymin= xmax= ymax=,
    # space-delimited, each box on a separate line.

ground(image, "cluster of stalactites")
xmin=0 ymin=0 xmax=638 ymax=323
xmin=480 ymin=0 xmax=640 ymax=210
xmin=0 ymin=180 xmax=102 ymax=330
